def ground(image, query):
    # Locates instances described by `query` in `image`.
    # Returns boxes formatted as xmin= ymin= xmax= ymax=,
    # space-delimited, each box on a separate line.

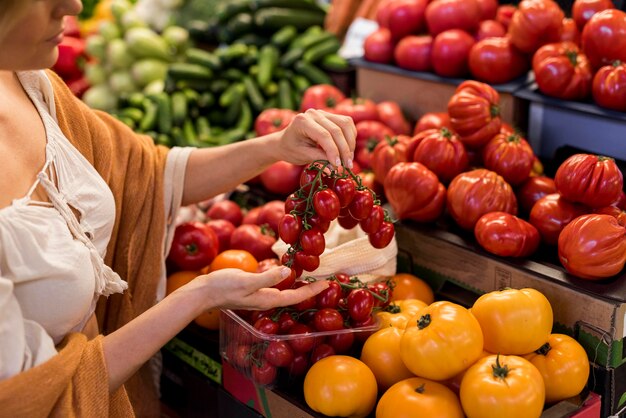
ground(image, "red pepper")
xmin=53 ymin=36 xmax=86 ymax=80
xmin=167 ymin=222 xmax=219 ymax=271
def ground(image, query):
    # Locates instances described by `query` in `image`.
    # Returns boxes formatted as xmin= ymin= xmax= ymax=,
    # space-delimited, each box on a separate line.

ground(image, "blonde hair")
xmin=0 ymin=0 xmax=30 ymax=41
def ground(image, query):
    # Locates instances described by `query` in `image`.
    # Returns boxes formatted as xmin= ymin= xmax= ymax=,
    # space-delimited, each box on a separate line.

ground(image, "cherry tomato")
xmin=309 ymin=343 xmax=336 ymax=364
xmin=264 ymin=340 xmax=295 ymax=368
xmin=300 ymin=227 xmax=326 ymax=256
xmin=369 ymin=221 xmax=395 ymax=249
xmin=284 ymin=193 xmax=306 ymax=214
xmin=288 ymin=323 xmax=318 ymax=353
xmin=326 ymin=331 xmax=355 ymax=354
xmin=360 ymin=204 xmax=385 ymax=234
xmin=313 ymin=308 xmax=345 ymax=331
xmin=347 ymin=288 xmax=375 ymax=322
xmin=273 ymin=268 xmax=296 ymax=291
xmin=338 ymin=213 xmax=359 ymax=229
xmin=316 ymin=281 xmax=343 ymax=309
xmin=313 ymin=189 xmax=341 ymax=221
xmin=249 ymin=309 xmax=276 ymax=325
xmin=251 ymin=360 xmax=277 ymax=385
xmin=349 ymin=189 xmax=374 ymax=220
xmin=368 ymin=281 xmax=393 ymax=308
xmin=308 ymin=214 xmax=331 ymax=233
xmin=288 ymin=353 xmax=310 ymax=376
xmin=254 ymin=317 xmax=279 ymax=335
xmin=233 ymin=344 xmax=252 ymax=369
xmin=332 ymin=177 xmax=357 ymax=207
xmin=277 ymin=311 xmax=296 ymax=334
xmin=300 ymin=166 xmax=322 ymax=194
xmin=294 ymin=251 xmax=320 ymax=272
xmin=292 ymin=281 xmax=318 ymax=311
xmin=278 ymin=214 xmax=302 ymax=245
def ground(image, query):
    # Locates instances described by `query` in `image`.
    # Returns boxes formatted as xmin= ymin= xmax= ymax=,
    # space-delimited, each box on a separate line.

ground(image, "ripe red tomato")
xmin=347 ymin=288 xmax=375 ymax=322
xmin=251 ymin=360 xmax=277 ymax=385
xmin=475 ymin=212 xmax=541 ymax=257
xmin=447 ymin=169 xmax=518 ymax=230
xmin=256 ymin=200 xmax=285 ymax=235
xmin=288 ymin=323 xmax=318 ymax=353
xmin=278 ymin=213 xmax=301 ymax=245
xmin=168 ymin=222 xmax=219 ymax=271
xmin=260 ymin=161 xmax=303 ymax=196
xmin=316 ymin=281 xmax=342 ymax=309
xmin=355 ymin=120 xmax=395 ymax=149
xmin=206 ymin=219 xmax=235 ymax=253
xmin=331 ymin=177 xmax=357 ymax=208
xmin=554 ymin=153 xmax=624 ymax=207
xmin=496 ymin=4 xmax=517 ymax=29
xmin=595 ymin=205 xmax=626 ymax=226
xmin=394 ymin=35 xmax=433 ymax=72
xmin=360 ymin=204 xmax=385 ymax=234
xmin=254 ymin=108 xmax=297 ymax=136
xmin=448 ymin=81 xmax=502 ymax=149
xmin=582 ymin=9 xmax=626 ymax=70
xmin=469 ymin=37 xmax=530 ymax=84
xmin=334 ymin=97 xmax=379 ymax=124
xmin=475 ymin=19 xmax=507 ymax=41
xmin=425 ymin=0 xmax=481 ymax=35
xmin=284 ymin=193 xmax=306 ymax=214
xmin=207 ymin=200 xmax=243 ymax=226
xmin=348 ymin=189 xmax=375 ymax=220
xmin=508 ymin=0 xmax=564 ymax=54
xmin=310 ymin=343 xmax=336 ymax=364
xmin=592 ymin=61 xmax=626 ymax=111
xmin=388 ymin=0 xmax=428 ymax=40
xmin=431 ymin=29 xmax=476 ymax=78
xmin=411 ymin=127 xmax=469 ymax=183
xmin=477 ymin=0 xmax=498 ymax=20
xmin=300 ymin=227 xmax=326 ymax=256
xmin=560 ymin=18 xmax=581 ymax=44
xmin=482 ymin=133 xmax=535 ymax=186
xmin=369 ymin=221 xmax=396 ymax=249
xmin=532 ymin=42 xmax=592 ymax=100
xmin=371 ymin=136 xmax=410 ymax=185
xmin=413 ymin=112 xmax=451 ymax=134
xmin=573 ymin=0 xmax=615 ymax=32
xmin=230 ymin=224 xmax=277 ymax=261
xmin=529 ymin=193 xmax=589 ymax=246
xmin=364 ymin=28 xmax=394 ymax=64
xmin=377 ymin=101 xmax=411 ymax=135
xmin=313 ymin=189 xmax=341 ymax=221
xmin=300 ymin=84 xmax=346 ymax=112
xmin=264 ymin=340 xmax=295 ymax=368
xmin=294 ymin=251 xmax=320 ymax=272
xmin=254 ymin=316 xmax=279 ymax=334
xmin=517 ymin=175 xmax=557 ymax=214
xmin=558 ymin=214 xmax=626 ymax=279
xmin=313 ymin=308 xmax=345 ymax=331
xmin=384 ymin=162 xmax=447 ymax=222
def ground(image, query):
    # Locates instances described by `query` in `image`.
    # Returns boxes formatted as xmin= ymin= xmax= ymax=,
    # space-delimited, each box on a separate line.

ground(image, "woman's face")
xmin=0 ymin=0 xmax=83 ymax=71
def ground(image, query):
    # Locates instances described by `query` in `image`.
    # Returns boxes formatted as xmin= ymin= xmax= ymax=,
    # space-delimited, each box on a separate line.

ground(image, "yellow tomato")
xmin=376 ymin=377 xmax=464 ymax=418
xmin=304 ymin=356 xmax=377 ymax=418
xmin=194 ymin=308 xmax=220 ymax=330
xmin=471 ymin=288 xmax=553 ymax=354
xmin=460 ymin=354 xmax=545 ymax=418
xmin=360 ymin=327 xmax=414 ymax=391
xmin=524 ymin=334 xmax=590 ymax=403
xmin=376 ymin=299 xmax=428 ymax=329
xmin=446 ymin=350 xmax=493 ymax=394
xmin=400 ymin=301 xmax=484 ymax=381
xmin=390 ymin=273 xmax=435 ymax=304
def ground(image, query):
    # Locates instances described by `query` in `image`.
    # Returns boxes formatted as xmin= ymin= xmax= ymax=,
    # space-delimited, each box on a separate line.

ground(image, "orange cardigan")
xmin=0 ymin=71 xmax=171 ymax=417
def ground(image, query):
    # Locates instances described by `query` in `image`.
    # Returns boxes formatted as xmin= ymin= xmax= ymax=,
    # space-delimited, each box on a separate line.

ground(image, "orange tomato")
xmin=360 ymin=327 xmax=415 ymax=391
xmin=376 ymin=299 xmax=428 ymax=329
xmin=194 ymin=308 xmax=220 ymax=330
xmin=376 ymin=377 xmax=464 ymax=418
xmin=390 ymin=273 xmax=435 ymax=304
xmin=208 ymin=249 xmax=258 ymax=272
xmin=166 ymin=270 xmax=200 ymax=295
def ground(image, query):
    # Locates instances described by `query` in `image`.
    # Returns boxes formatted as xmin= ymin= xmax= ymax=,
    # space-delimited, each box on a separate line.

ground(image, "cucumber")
xmin=291 ymin=74 xmax=311 ymax=93
xmin=257 ymin=44 xmax=279 ymax=88
xmin=185 ymin=48 xmax=222 ymax=71
xmin=222 ymin=68 xmax=246 ymax=81
xmin=214 ymin=128 xmax=248 ymax=145
xmin=263 ymin=81 xmax=279 ymax=97
xmin=236 ymin=100 xmax=253 ymax=132
xmin=198 ymin=92 xmax=215 ymax=108
xmin=233 ymin=33 xmax=269 ymax=48
xmin=170 ymin=126 xmax=186 ymax=147
xmin=321 ymin=53 xmax=350 ymax=71
xmin=220 ymin=12 xmax=255 ymax=44
xmin=167 ymin=63 xmax=213 ymax=81
xmin=209 ymin=79 xmax=230 ymax=94
xmin=171 ymin=92 xmax=188 ymax=127
xmin=279 ymin=48 xmax=304 ymax=68
xmin=294 ymin=60 xmax=332 ymax=85
xmin=156 ymin=133 xmax=172 ymax=147
xmin=224 ymin=86 xmax=245 ymax=127
xmin=219 ymin=82 xmax=245 ymax=108
xmin=289 ymin=25 xmax=323 ymax=49
xmin=139 ymin=99 xmax=158 ymax=132
xmin=253 ymin=0 xmax=326 ymax=12
xmin=270 ymin=25 xmax=298 ymax=49
xmin=299 ymin=31 xmax=335 ymax=51
xmin=254 ymin=8 xmax=325 ymax=31
xmin=196 ymin=116 xmax=212 ymax=140
xmin=155 ymin=93 xmax=172 ymax=135
xmin=243 ymin=76 xmax=265 ymax=112
xmin=215 ymin=43 xmax=249 ymax=63
xmin=216 ymin=0 xmax=253 ymax=24
xmin=278 ymin=79 xmax=295 ymax=110
xmin=182 ymin=118 xmax=200 ymax=147
xmin=119 ymin=107 xmax=144 ymax=123
xmin=303 ymin=37 xmax=341 ymax=64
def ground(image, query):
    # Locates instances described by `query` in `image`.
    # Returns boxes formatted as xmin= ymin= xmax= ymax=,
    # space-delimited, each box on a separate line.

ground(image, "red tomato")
xmin=592 ymin=61 xmax=626 ymax=111
xmin=377 ymin=0 xmax=393 ymax=27
xmin=168 ymin=222 xmax=219 ymax=271
xmin=475 ymin=19 xmax=507 ymax=41
xmin=517 ymin=175 xmax=557 ymax=214
xmin=425 ymin=0 xmax=481 ymax=36
xmin=230 ymin=224 xmax=277 ymax=261
xmin=242 ymin=206 xmax=261 ymax=225
xmin=532 ymin=42 xmax=592 ymax=100
xmin=496 ymin=4 xmax=517 ymax=29
xmin=482 ymin=133 xmax=535 ymax=186
xmin=384 ymin=162 xmax=447 ymax=222
xmin=431 ymin=29 xmax=476 ymax=78
xmin=448 ymin=80 xmax=502 ymax=149
xmin=387 ymin=0 xmax=428 ymax=40
xmin=529 ymin=193 xmax=589 ymax=245
xmin=394 ymin=35 xmax=433 ymax=72
xmin=469 ymin=37 xmax=530 ymax=84
xmin=475 ymin=212 xmax=541 ymax=257
xmin=288 ymin=323 xmax=318 ymax=353
xmin=595 ymin=205 xmax=626 ymax=226
xmin=411 ymin=127 xmax=469 ymax=183
xmin=558 ymin=214 xmax=626 ymax=279
xmin=371 ymin=135 xmax=410 ymax=185
xmin=278 ymin=214 xmax=301 ymax=245
xmin=309 ymin=343 xmax=336 ymax=364
xmin=560 ymin=18 xmax=580 ymax=44
xmin=254 ymin=108 xmax=297 ymax=136
xmin=347 ymin=288 xmax=375 ymax=322
xmin=360 ymin=204 xmax=385 ymax=234
xmin=313 ymin=189 xmax=341 ymax=221
xmin=207 ymin=200 xmax=243 ymax=226
xmin=334 ymin=98 xmax=379 ymax=124
xmin=477 ymin=0 xmax=498 ymax=20
xmin=316 ymin=281 xmax=343 ymax=309
xmin=348 ymin=189 xmax=375 ymax=220
xmin=447 ymin=169 xmax=518 ymax=230
xmin=377 ymin=101 xmax=411 ymax=135
xmin=368 ymin=221 xmax=396 ymax=249
xmin=313 ymin=308 xmax=345 ymax=332
xmin=264 ymin=340 xmax=295 ymax=368
xmin=300 ymin=84 xmax=346 ymax=112
xmin=251 ymin=360 xmax=277 ymax=385
xmin=260 ymin=161 xmax=303 ymax=196
xmin=256 ymin=200 xmax=285 ymax=236
xmin=413 ymin=112 xmax=451 ymax=134
xmin=582 ymin=9 xmax=626 ymax=70
xmin=572 ymin=0 xmax=615 ymax=32
xmin=554 ymin=154 xmax=624 ymax=207
xmin=364 ymin=28 xmax=395 ymax=64
xmin=206 ymin=219 xmax=235 ymax=253
xmin=355 ymin=120 xmax=395 ymax=150
xmin=300 ymin=227 xmax=326 ymax=256
xmin=508 ymin=0 xmax=564 ymax=54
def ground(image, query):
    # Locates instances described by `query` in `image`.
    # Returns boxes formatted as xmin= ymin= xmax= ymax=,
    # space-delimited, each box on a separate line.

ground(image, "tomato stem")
xmin=417 ymin=313 xmax=431 ymax=329
xmin=490 ymin=104 xmax=500 ymax=118
xmin=185 ymin=243 xmax=198 ymax=255
xmin=565 ymin=50 xmax=578 ymax=67
xmin=491 ymin=354 xmax=510 ymax=380
xmin=384 ymin=303 xmax=401 ymax=314
xmin=535 ymin=342 xmax=552 ymax=356
xmin=414 ymin=384 xmax=426 ymax=394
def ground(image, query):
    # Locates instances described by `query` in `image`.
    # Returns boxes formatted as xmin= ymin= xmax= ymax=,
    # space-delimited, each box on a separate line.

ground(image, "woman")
xmin=0 ymin=0 xmax=356 ymax=416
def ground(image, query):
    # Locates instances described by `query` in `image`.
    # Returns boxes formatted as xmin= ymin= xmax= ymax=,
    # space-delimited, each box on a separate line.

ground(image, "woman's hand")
xmin=189 ymin=267 xmax=329 ymax=311
xmin=276 ymin=109 xmax=357 ymax=168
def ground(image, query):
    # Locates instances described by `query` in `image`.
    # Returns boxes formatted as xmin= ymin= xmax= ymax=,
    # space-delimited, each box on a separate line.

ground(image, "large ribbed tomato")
xmin=524 ymin=334 xmax=590 ymax=403
xmin=460 ymin=355 xmax=545 ymax=418
xmin=474 ymin=212 xmax=541 ymax=258
xmin=447 ymin=169 xmax=517 ymax=230
xmin=410 ymin=127 xmax=468 ymax=183
xmin=592 ymin=61 xmax=626 ymax=111
xmin=469 ymin=37 xmax=530 ymax=85
xmin=595 ymin=205 xmax=626 ymax=226
xmin=573 ymin=0 xmax=615 ymax=32
xmin=517 ymin=175 xmax=557 ymax=214
xmin=529 ymin=193 xmax=589 ymax=245
xmin=508 ymin=0 xmax=564 ymax=54
xmin=482 ymin=132 xmax=535 ymax=185
xmin=558 ymin=214 xmax=626 ymax=279
xmin=581 ymin=9 xmax=626 ymax=69
xmin=384 ymin=162 xmax=447 ymax=222
xmin=532 ymin=42 xmax=593 ymax=100
xmin=413 ymin=112 xmax=451 ymax=134
xmin=377 ymin=377 xmax=464 ymax=418
xmin=471 ymin=288 xmax=553 ymax=355
xmin=448 ymin=81 xmax=502 ymax=149
xmin=554 ymin=154 xmax=624 ymax=208
xmin=400 ymin=302 xmax=484 ymax=381
xmin=370 ymin=135 xmax=410 ymax=185
xmin=360 ymin=327 xmax=415 ymax=391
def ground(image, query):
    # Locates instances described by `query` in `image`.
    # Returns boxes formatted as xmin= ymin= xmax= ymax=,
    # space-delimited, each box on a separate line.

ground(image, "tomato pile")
xmin=278 ymin=160 xmax=396 ymax=278
xmin=221 ymin=273 xmax=393 ymax=386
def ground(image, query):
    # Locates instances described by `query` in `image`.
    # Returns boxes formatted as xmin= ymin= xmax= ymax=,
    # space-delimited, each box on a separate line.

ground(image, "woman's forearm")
xmin=181 ymin=132 xmax=282 ymax=206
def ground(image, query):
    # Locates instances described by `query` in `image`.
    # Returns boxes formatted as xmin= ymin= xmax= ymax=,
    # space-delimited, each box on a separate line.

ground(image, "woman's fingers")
xmin=296 ymin=109 xmax=355 ymax=167
xmin=253 ymin=279 xmax=330 ymax=309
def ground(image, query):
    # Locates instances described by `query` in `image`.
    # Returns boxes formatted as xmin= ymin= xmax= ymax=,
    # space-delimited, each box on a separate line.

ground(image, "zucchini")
xmin=254 ymin=8 xmax=325 ymax=31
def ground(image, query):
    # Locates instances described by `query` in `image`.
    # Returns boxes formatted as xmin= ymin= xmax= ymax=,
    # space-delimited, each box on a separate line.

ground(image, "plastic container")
xmin=219 ymin=308 xmax=381 ymax=388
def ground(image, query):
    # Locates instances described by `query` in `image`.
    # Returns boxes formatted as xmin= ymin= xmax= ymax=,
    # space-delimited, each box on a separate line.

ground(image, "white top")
xmin=0 ymin=71 xmax=192 ymax=380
